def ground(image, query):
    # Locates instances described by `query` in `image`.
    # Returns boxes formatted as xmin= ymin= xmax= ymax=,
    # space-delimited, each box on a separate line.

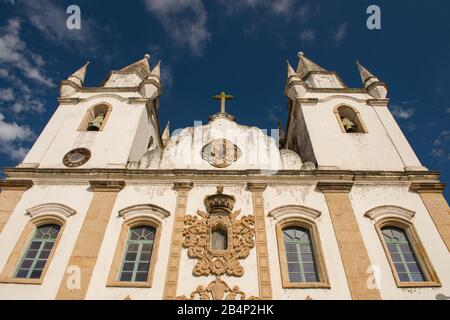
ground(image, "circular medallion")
xmin=63 ymin=148 xmax=91 ymax=168
xmin=201 ymin=139 xmax=242 ymax=168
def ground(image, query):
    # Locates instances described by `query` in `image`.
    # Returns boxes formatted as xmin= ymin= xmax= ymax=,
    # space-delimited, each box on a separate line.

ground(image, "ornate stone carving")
xmin=176 ymin=277 xmax=258 ymax=300
xmin=182 ymin=186 xmax=255 ymax=277
xmin=201 ymin=139 xmax=242 ymax=168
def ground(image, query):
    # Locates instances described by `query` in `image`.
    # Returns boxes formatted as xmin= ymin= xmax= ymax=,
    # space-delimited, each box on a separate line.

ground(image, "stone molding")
xmin=268 ymin=205 xmax=321 ymax=223
xmin=118 ymin=204 xmax=170 ymax=224
xmin=364 ymin=205 xmax=416 ymax=223
xmin=0 ymin=180 xmax=33 ymax=191
xmin=410 ymin=182 xmax=446 ymax=194
xmin=173 ymin=181 xmax=194 ymax=191
xmin=89 ymin=180 xmax=125 ymax=192
xmin=317 ymin=181 xmax=354 ymax=193
xmin=26 ymin=203 xmax=77 ymax=220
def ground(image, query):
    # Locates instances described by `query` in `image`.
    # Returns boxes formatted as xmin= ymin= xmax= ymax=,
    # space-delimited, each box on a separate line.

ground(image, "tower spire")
xmin=296 ymin=52 xmax=327 ymax=78
xmin=68 ymin=61 xmax=89 ymax=87
xmin=356 ymin=61 xmax=378 ymax=86
xmin=356 ymin=61 xmax=388 ymax=99
xmin=151 ymin=60 xmax=161 ymax=78
xmin=287 ymin=60 xmax=297 ymax=78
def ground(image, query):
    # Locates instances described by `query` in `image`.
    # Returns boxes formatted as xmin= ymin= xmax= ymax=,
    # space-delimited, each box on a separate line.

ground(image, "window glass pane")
xmin=304 ymin=273 xmax=318 ymax=282
xmin=120 ymin=272 xmax=132 ymax=282
xmin=288 ymin=273 xmax=302 ymax=283
xmin=16 ymin=269 xmax=28 ymax=278
xmin=119 ymin=225 xmax=156 ymax=282
xmin=135 ymin=272 xmax=148 ymax=282
xmin=382 ymin=226 xmax=426 ymax=283
xmin=411 ymin=273 xmax=425 ymax=282
xmin=286 ymin=253 xmax=298 ymax=263
xmin=288 ymin=263 xmax=300 ymax=273
xmin=30 ymin=270 xmax=43 ymax=279
xmin=15 ymin=224 xmax=60 ymax=280
xmin=282 ymin=226 xmax=319 ymax=283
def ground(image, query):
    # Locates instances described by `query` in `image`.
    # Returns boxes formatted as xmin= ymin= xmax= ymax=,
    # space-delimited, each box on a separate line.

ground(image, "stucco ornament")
xmin=201 ymin=139 xmax=242 ymax=168
xmin=182 ymin=186 xmax=255 ymax=277
xmin=176 ymin=277 xmax=258 ymax=300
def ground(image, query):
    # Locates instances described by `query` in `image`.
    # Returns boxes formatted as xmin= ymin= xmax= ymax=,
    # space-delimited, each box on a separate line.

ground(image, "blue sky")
xmin=0 ymin=0 xmax=449 ymax=200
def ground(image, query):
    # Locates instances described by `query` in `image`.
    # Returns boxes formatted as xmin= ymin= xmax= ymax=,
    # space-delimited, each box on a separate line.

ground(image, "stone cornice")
xmin=0 ymin=179 xmax=33 ymax=191
xmin=317 ymin=181 xmax=354 ymax=193
xmin=410 ymin=182 xmax=446 ymax=194
xmin=2 ymin=168 xmax=442 ymax=184
xmin=89 ymin=180 xmax=126 ymax=192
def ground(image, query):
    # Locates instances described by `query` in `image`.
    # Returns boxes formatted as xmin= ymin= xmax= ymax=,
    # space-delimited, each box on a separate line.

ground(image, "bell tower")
xmin=284 ymin=52 xmax=426 ymax=171
xmin=20 ymin=54 xmax=163 ymax=169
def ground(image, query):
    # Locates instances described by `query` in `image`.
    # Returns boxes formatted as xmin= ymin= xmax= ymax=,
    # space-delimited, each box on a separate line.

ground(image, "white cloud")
xmin=0 ymin=112 xmax=35 ymax=161
xmin=391 ymin=104 xmax=414 ymax=120
xmin=300 ymin=29 xmax=315 ymax=42
xmin=0 ymin=88 xmax=14 ymax=102
xmin=19 ymin=0 xmax=99 ymax=52
xmin=431 ymin=130 xmax=450 ymax=161
xmin=0 ymin=18 xmax=55 ymax=87
xmin=143 ymin=0 xmax=211 ymax=56
xmin=0 ymin=67 xmax=46 ymax=114
xmin=333 ymin=21 xmax=348 ymax=43
xmin=220 ymin=0 xmax=295 ymax=16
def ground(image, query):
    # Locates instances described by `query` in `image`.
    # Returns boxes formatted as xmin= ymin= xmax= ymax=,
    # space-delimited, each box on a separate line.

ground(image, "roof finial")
xmin=144 ymin=53 xmax=150 ymax=60
xmin=298 ymin=51 xmax=304 ymax=59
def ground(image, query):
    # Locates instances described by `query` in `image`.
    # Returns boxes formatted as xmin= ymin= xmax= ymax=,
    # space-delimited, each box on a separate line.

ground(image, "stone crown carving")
xmin=204 ymin=186 xmax=236 ymax=214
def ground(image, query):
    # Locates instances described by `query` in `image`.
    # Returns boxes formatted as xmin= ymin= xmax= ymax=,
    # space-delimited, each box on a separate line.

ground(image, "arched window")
xmin=79 ymin=104 xmax=111 ymax=132
xmin=119 ymin=225 xmax=156 ymax=282
xmin=282 ymin=226 xmax=319 ymax=283
xmin=334 ymin=105 xmax=367 ymax=133
xmin=381 ymin=226 xmax=425 ymax=282
xmin=364 ymin=206 xmax=441 ymax=288
xmin=270 ymin=206 xmax=329 ymax=288
xmin=15 ymin=224 xmax=61 ymax=280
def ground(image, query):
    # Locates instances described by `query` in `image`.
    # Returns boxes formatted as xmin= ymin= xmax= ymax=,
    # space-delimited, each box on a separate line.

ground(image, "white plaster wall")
xmin=85 ymin=184 xmax=177 ymax=300
xmin=264 ymin=184 xmax=352 ymax=300
xmin=0 ymin=184 xmax=92 ymax=300
xmin=22 ymin=94 xmax=151 ymax=169
xmin=143 ymin=116 xmax=303 ymax=171
xmin=350 ymin=184 xmax=450 ymax=300
xmin=175 ymin=184 xmax=260 ymax=299
xmin=301 ymin=93 xmax=421 ymax=171
xmin=128 ymin=107 xmax=154 ymax=163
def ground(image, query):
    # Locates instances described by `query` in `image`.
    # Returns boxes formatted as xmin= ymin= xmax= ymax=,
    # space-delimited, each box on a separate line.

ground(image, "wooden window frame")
xmin=375 ymin=218 xmax=441 ymax=288
xmin=78 ymin=103 xmax=112 ymax=132
xmin=334 ymin=104 xmax=368 ymax=134
xmin=0 ymin=214 xmax=66 ymax=285
xmin=276 ymin=218 xmax=330 ymax=289
xmin=107 ymin=216 xmax=162 ymax=288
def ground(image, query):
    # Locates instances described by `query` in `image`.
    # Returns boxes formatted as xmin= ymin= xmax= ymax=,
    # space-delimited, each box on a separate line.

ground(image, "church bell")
xmin=87 ymin=113 xmax=105 ymax=131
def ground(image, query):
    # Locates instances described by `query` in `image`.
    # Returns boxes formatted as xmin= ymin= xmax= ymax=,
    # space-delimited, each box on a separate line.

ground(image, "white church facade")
xmin=0 ymin=53 xmax=449 ymax=300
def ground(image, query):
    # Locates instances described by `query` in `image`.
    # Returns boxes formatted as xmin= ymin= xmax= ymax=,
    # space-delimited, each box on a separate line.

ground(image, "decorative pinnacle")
xmin=297 ymin=51 xmax=304 ymax=59
xmin=144 ymin=53 xmax=150 ymax=60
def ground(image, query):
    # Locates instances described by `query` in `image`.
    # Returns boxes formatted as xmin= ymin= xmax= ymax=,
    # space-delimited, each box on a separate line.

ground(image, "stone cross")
xmin=213 ymin=91 xmax=233 ymax=114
